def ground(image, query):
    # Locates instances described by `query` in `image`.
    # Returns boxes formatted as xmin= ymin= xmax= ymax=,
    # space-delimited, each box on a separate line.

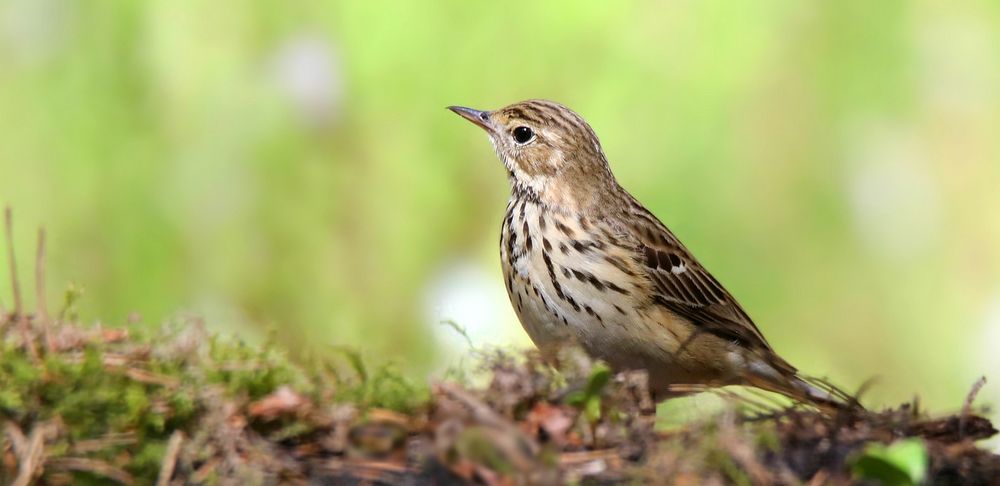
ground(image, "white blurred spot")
xmin=915 ymin=13 xmax=998 ymax=116
xmin=1 ymin=0 xmax=71 ymax=66
xmin=269 ymin=34 xmax=343 ymax=127
xmin=845 ymin=124 xmax=942 ymax=261
xmin=423 ymin=259 xmax=527 ymax=355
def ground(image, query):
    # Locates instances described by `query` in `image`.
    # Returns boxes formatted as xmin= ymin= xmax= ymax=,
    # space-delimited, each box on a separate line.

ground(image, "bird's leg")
xmin=616 ymin=370 xmax=656 ymax=430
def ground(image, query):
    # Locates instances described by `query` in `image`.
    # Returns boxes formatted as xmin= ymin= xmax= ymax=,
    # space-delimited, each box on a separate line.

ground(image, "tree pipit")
xmin=449 ymin=100 xmax=857 ymax=411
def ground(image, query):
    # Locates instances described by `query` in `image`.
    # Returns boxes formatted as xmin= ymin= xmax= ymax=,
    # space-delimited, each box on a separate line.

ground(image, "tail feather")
xmin=744 ymin=361 xmax=863 ymax=414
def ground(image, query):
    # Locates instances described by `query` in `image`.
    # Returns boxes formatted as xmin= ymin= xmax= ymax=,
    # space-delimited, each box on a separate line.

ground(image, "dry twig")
xmin=436 ymin=382 xmax=514 ymax=431
xmin=70 ymin=433 xmax=137 ymax=454
xmin=35 ymin=228 xmax=54 ymax=352
xmin=47 ymin=457 xmax=135 ymax=485
xmin=3 ymin=207 xmax=20 ymax=320
xmin=4 ymin=208 xmax=39 ymax=361
xmin=960 ymin=376 xmax=987 ymax=438
xmin=11 ymin=421 xmax=60 ymax=486
xmin=4 ymin=423 xmax=28 ymax=460
xmin=156 ymin=431 xmax=184 ymax=486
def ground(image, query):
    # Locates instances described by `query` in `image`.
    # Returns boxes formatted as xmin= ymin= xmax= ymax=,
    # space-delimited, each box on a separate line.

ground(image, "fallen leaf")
xmin=249 ymin=386 xmax=311 ymax=419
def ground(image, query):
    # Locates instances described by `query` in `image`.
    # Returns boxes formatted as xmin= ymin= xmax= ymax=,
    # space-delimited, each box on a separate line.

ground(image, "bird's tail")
xmin=744 ymin=362 xmax=863 ymax=414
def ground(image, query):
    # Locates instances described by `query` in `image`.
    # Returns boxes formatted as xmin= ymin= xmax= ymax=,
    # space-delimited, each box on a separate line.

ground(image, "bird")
xmin=448 ymin=99 xmax=857 ymax=412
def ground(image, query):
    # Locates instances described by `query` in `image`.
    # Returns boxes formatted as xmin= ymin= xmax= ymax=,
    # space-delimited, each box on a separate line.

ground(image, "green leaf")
xmin=566 ymin=363 xmax=612 ymax=422
xmin=565 ymin=390 xmax=586 ymax=407
xmin=851 ymin=438 xmax=928 ymax=486
xmin=583 ymin=363 xmax=612 ymax=398
xmin=584 ymin=395 xmax=602 ymax=423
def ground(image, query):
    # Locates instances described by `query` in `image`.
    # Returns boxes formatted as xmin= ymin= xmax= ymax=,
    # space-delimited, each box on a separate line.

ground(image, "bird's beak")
xmin=447 ymin=106 xmax=493 ymax=132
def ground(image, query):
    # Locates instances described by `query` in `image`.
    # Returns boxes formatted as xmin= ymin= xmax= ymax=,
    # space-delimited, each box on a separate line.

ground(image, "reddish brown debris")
xmin=249 ymin=386 xmax=313 ymax=420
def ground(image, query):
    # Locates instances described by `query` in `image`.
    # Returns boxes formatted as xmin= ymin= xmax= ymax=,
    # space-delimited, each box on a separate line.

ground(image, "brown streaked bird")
xmin=449 ymin=99 xmax=857 ymax=411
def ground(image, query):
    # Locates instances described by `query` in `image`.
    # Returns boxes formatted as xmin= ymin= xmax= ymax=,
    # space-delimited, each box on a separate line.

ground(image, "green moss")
xmin=315 ymin=348 xmax=428 ymax=412
xmin=0 ymin=316 xmax=992 ymax=484
xmin=0 ymin=318 xmax=430 ymax=484
xmin=206 ymin=337 xmax=302 ymax=399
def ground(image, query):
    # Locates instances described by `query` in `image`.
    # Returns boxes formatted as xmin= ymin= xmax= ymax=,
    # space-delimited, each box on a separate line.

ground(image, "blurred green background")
xmin=1 ymin=0 xmax=998 ymax=416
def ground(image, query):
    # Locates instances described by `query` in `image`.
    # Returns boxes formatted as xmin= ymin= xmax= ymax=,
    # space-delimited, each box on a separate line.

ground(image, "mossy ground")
xmin=0 ymin=313 xmax=996 ymax=485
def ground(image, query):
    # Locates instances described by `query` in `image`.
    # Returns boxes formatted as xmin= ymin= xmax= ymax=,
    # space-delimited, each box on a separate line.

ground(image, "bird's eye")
xmin=512 ymin=126 xmax=534 ymax=144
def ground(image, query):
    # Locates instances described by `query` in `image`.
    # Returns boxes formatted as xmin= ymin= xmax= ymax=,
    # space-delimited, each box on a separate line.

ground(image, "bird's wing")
xmin=615 ymin=200 xmax=792 ymax=370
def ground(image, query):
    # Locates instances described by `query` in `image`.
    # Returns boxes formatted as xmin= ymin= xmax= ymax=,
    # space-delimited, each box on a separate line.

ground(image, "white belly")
xmin=499 ymin=198 xmax=661 ymax=364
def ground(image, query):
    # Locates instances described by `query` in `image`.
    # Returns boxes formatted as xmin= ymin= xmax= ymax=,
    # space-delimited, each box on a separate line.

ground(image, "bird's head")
xmin=449 ymin=100 xmax=616 ymax=209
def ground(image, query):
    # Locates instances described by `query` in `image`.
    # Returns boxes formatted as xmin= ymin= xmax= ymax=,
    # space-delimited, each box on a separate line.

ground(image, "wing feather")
xmin=614 ymin=200 xmax=793 ymax=373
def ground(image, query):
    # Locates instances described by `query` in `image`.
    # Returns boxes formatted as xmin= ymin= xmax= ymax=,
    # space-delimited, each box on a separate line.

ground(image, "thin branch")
xmin=4 ymin=422 xmax=28 ymax=458
xmin=5 ymin=206 xmax=22 ymax=316
xmin=960 ymin=376 xmax=987 ymax=438
xmin=47 ymin=457 xmax=135 ymax=485
xmin=70 ymin=432 xmax=137 ymax=454
xmin=36 ymin=227 xmax=54 ymax=352
xmin=4 ymin=208 xmax=38 ymax=361
xmin=439 ymin=319 xmax=476 ymax=349
xmin=436 ymin=382 xmax=517 ymax=430
xmin=11 ymin=421 xmax=59 ymax=486
xmin=156 ymin=431 xmax=184 ymax=486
